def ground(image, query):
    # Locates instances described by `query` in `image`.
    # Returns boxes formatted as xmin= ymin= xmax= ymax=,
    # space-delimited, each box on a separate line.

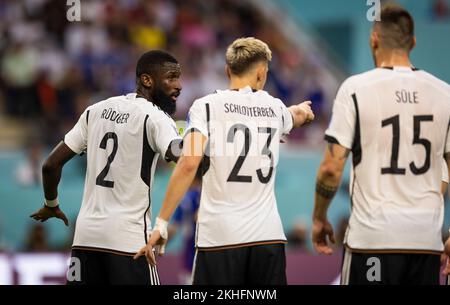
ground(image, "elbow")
xmin=178 ymin=156 xmax=200 ymax=175
xmin=42 ymin=158 xmax=58 ymax=174
xmin=319 ymin=161 xmax=343 ymax=182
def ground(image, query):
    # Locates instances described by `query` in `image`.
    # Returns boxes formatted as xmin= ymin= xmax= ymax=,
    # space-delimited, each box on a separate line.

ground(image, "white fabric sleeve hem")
xmin=324 ymin=131 xmax=353 ymax=150
xmin=183 ymin=127 xmax=208 ymax=139
xmin=63 ymin=135 xmax=83 ymax=154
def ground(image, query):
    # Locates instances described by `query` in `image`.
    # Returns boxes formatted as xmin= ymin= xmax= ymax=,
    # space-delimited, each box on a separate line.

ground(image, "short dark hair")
xmin=374 ymin=4 xmax=415 ymax=51
xmin=136 ymin=50 xmax=178 ymax=78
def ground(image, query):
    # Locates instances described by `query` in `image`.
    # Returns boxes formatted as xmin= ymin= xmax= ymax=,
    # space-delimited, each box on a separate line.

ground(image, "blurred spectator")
xmin=1 ymin=42 xmax=39 ymax=117
xmin=335 ymin=216 xmax=349 ymax=247
xmin=0 ymin=0 xmax=332 ymax=149
xmin=286 ymin=218 xmax=310 ymax=251
xmin=23 ymin=223 xmax=50 ymax=252
xmin=15 ymin=138 xmax=44 ymax=187
xmin=55 ymin=216 xmax=77 ymax=252
xmin=432 ymin=0 xmax=450 ymax=20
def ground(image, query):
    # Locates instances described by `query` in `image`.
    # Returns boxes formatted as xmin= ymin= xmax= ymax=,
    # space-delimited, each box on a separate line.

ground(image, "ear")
xmin=225 ymin=65 xmax=231 ymax=80
xmin=140 ymin=74 xmax=153 ymax=88
xmin=256 ymin=63 xmax=267 ymax=82
xmin=411 ymin=36 xmax=417 ymax=51
xmin=370 ymin=30 xmax=379 ymax=50
xmin=256 ymin=67 xmax=263 ymax=82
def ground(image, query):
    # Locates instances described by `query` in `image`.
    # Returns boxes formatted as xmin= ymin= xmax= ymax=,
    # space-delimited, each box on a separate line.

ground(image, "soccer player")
xmin=168 ymin=170 xmax=202 ymax=284
xmin=29 ymin=50 xmax=182 ymax=285
xmin=312 ymin=4 xmax=450 ymax=285
xmin=134 ymin=37 xmax=315 ymax=285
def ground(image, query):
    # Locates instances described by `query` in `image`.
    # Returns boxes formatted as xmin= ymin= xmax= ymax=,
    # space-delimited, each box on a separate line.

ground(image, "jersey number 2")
xmin=96 ymin=132 xmax=118 ymax=188
xmin=227 ymin=124 xmax=276 ymax=184
xmin=381 ymin=115 xmax=433 ymax=175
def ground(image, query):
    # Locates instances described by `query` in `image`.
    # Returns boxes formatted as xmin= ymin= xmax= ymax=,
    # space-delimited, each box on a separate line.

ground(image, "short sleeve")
xmin=324 ymin=81 xmax=356 ymax=149
xmin=442 ymin=158 xmax=449 ymax=183
xmin=185 ymin=99 xmax=208 ymax=138
xmin=147 ymin=114 xmax=181 ymax=158
xmin=64 ymin=108 xmax=89 ymax=154
xmin=279 ymin=101 xmax=294 ymax=135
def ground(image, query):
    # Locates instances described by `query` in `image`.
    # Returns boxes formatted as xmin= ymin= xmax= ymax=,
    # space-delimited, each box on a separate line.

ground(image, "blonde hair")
xmin=225 ymin=37 xmax=272 ymax=76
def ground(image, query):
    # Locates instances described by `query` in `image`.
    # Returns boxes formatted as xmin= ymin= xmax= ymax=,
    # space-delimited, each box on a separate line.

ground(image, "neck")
xmin=376 ymin=49 xmax=413 ymax=68
xmin=136 ymin=86 xmax=152 ymax=101
xmin=229 ymin=76 xmax=259 ymax=91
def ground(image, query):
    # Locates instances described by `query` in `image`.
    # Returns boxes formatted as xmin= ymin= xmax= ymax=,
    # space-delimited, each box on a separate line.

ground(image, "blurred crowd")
xmin=0 ymin=0 xmax=332 ymax=148
xmin=432 ymin=0 xmax=450 ymax=20
xmin=0 ymin=0 xmax=337 ymax=256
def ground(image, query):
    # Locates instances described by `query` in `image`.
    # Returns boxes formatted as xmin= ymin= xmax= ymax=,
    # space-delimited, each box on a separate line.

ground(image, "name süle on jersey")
xmin=395 ymin=90 xmax=419 ymax=104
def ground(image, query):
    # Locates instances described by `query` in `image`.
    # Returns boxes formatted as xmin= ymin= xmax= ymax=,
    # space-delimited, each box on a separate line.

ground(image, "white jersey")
xmin=186 ymin=86 xmax=293 ymax=249
xmin=64 ymin=93 xmax=180 ymax=254
xmin=443 ymin=158 xmax=449 ymax=184
xmin=326 ymin=67 xmax=450 ymax=253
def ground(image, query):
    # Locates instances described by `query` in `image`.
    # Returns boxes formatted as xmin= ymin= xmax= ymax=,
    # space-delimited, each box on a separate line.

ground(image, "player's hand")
xmin=442 ymin=237 xmax=450 ymax=276
xmin=312 ymin=218 xmax=335 ymax=255
xmin=133 ymin=230 xmax=167 ymax=266
xmin=289 ymin=101 xmax=315 ymax=128
xmin=30 ymin=205 xmax=69 ymax=226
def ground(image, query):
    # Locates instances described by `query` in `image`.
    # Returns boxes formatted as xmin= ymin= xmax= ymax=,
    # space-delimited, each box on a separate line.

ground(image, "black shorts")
xmin=192 ymin=243 xmax=287 ymax=285
xmin=66 ymin=248 xmax=160 ymax=285
xmin=341 ymin=248 xmax=441 ymax=285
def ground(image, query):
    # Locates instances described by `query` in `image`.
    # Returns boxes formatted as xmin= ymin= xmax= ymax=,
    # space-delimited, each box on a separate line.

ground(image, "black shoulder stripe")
xmin=141 ymin=115 xmax=156 ymax=187
xmin=202 ymin=103 xmax=211 ymax=176
xmin=143 ymin=205 xmax=150 ymax=244
xmin=351 ymin=94 xmax=362 ymax=167
xmin=86 ymin=110 xmax=90 ymax=125
xmin=205 ymin=103 xmax=210 ymax=136
xmin=324 ymin=135 xmax=341 ymax=145
xmin=184 ymin=127 xmax=202 ymax=136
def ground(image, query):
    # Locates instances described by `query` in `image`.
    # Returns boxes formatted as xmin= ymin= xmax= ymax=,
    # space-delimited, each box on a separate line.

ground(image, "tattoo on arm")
xmin=316 ymin=180 xmax=338 ymax=199
xmin=327 ymin=144 xmax=350 ymax=160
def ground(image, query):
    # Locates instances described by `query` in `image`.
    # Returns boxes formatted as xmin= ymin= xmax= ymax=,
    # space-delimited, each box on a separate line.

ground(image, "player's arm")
xmin=30 ymin=107 xmax=88 ymax=226
xmin=288 ymin=101 xmax=315 ymax=128
xmin=30 ymin=141 xmax=75 ymax=226
xmin=134 ymin=131 xmax=207 ymax=265
xmin=442 ymin=182 xmax=448 ymax=195
xmin=159 ymin=132 xmax=205 ymax=221
xmin=312 ymin=143 xmax=350 ymax=255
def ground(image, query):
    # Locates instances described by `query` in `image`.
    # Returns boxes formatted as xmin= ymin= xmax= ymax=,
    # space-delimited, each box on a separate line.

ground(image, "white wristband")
xmin=44 ymin=198 xmax=59 ymax=208
xmin=153 ymin=217 xmax=168 ymax=240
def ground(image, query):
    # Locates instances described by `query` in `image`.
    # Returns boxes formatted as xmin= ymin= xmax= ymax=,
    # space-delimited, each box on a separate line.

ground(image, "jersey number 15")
xmin=381 ymin=115 xmax=433 ymax=175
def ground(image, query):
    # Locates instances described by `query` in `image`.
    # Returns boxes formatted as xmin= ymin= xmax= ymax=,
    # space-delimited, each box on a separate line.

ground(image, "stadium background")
xmin=0 ymin=0 xmax=449 ymax=284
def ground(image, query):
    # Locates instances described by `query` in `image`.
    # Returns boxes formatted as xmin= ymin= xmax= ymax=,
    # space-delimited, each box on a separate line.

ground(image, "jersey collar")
xmin=229 ymin=86 xmax=258 ymax=93
xmin=380 ymin=66 xmax=419 ymax=72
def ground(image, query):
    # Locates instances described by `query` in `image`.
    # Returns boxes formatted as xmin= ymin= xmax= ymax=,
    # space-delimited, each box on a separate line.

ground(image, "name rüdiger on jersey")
xmin=101 ymin=108 xmax=130 ymax=124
